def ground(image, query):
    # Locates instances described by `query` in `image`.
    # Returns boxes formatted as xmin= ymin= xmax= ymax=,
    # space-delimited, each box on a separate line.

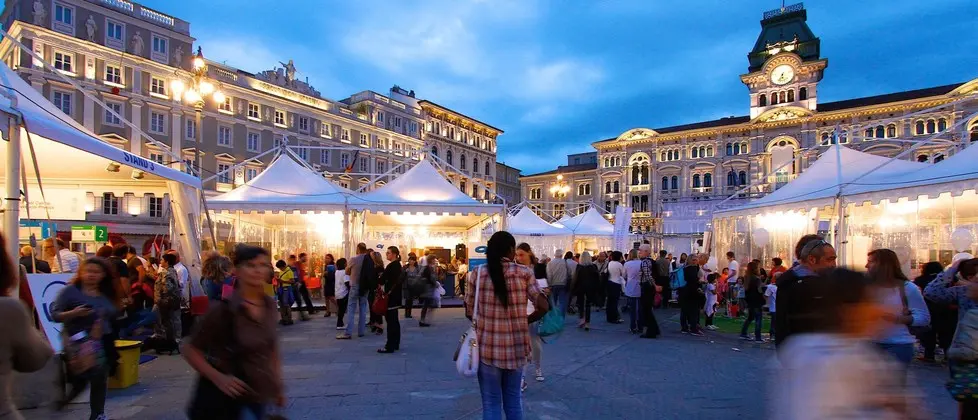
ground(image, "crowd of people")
xmin=4 ymin=228 xmax=978 ymax=419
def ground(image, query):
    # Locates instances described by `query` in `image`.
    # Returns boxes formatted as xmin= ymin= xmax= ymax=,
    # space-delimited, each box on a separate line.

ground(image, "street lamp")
xmin=549 ymin=174 xmax=570 ymax=198
xmin=171 ymin=47 xmax=225 ymax=177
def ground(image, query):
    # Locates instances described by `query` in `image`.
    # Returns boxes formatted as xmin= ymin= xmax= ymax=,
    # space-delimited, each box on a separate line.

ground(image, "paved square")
xmin=22 ymin=308 xmax=957 ymax=419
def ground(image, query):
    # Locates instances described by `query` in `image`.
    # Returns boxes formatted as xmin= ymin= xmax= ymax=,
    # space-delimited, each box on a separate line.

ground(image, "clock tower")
xmin=740 ymin=3 xmax=828 ymax=120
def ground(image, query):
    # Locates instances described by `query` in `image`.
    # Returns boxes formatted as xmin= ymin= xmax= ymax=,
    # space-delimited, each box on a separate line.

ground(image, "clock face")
xmin=771 ymin=64 xmax=795 ymax=85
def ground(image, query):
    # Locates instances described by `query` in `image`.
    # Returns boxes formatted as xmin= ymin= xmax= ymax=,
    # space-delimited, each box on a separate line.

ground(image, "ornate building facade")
xmin=0 ymin=0 xmax=502 ymax=249
xmin=521 ymin=4 xmax=978 ymax=254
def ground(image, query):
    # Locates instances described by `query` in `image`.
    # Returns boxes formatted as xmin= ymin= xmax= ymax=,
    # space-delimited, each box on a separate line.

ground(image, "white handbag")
xmin=454 ymin=266 xmax=482 ymax=377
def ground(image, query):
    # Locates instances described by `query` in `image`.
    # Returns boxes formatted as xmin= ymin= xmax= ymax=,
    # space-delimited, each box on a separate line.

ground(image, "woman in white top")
xmin=605 ymin=251 xmax=626 ymax=324
xmin=865 ymin=249 xmax=930 ymax=371
xmin=334 ymin=258 xmax=351 ymax=331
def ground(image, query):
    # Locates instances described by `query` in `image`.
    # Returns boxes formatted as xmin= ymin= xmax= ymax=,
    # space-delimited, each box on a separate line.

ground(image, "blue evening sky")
xmin=142 ymin=0 xmax=977 ymax=175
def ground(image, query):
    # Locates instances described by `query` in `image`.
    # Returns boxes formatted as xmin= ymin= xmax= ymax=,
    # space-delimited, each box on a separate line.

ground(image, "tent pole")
xmin=342 ymin=197 xmax=350 ymax=258
xmin=832 ymin=139 xmax=847 ymax=263
xmin=3 ymin=112 xmax=21 ymax=273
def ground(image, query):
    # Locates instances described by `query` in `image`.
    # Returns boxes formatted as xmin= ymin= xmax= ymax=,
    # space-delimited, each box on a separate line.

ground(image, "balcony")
xmin=769 ymin=172 xmax=798 ymax=190
xmin=631 ymin=211 xmax=652 ymax=218
xmin=691 ymin=186 xmax=713 ymax=195
xmin=628 ymin=184 xmax=650 ymax=192
xmin=92 ymin=0 xmax=191 ymax=35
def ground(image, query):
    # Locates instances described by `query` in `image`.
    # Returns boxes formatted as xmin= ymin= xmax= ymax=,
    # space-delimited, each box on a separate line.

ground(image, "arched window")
xmin=603 ymin=158 xmax=609 ymax=167
xmin=733 ymin=143 xmax=741 ymax=155
xmin=840 ymin=131 xmax=849 ymax=144
xmin=787 ymin=89 xmax=795 ymax=102
xmin=779 ymin=91 xmax=787 ymax=103
xmin=473 ymin=157 xmax=479 ymax=173
xmin=661 ymin=176 xmax=669 ymax=191
xmin=692 ymin=174 xmax=701 ymax=188
xmin=613 ymin=181 xmax=620 ymax=193
xmin=938 ymin=118 xmax=948 ymax=132
xmin=671 ymin=176 xmax=679 ymax=190
xmin=605 ymin=181 xmax=611 ymax=194
xmin=863 ymin=128 xmax=873 ymax=139
xmin=821 ymin=132 xmax=830 ymax=145
xmin=699 ymin=146 xmax=706 ymax=158
xmin=741 ymin=142 xmax=748 ymax=154
xmin=691 ymin=148 xmax=699 ymax=158
xmin=707 ymin=146 xmax=714 ymax=157
xmin=446 ymin=150 xmax=453 ymax=165
xmin=431 ymin=146 xmax=438 ymax=157
xmin=887 ymin=124 xmax=897 ymax=138
xmin=660 ymin=152 xmax=667 ymax=162
xmin=704 ymin=173 xmax=713 ymax=188
xmin=758 ymin=94 xmax=767 ymax=107
xmin=460 ymin=154 xmax=467 ymax=170
xmin=917 ymin=154 xmax=929 ymax=163
xmin=926 ymin=119 xmax=936 ymax=134
xmin=631 ymin=164 xmax=640 ymax=185
xmin=640 ymin=164 xmax=649 ymax=184
xmin=727 ymin=170 xmax=737 ymax=186
xmin=875 ymin=125 xmax=885 ymax=138
xmin=934 ymin=154 xmax=945 ymax=163
xmin=726 ymin=143 xmax=733 ymax=156
xmin=738 ymin=171 xmax=747 ymax=186
xmin=915 ymin=121 xmax=925 ymax=135
xmin=485 ymin=161 xmax=490 ymax=175
xmin=799 ymin=87 xmax=808 ymax=100
xmin=971 ymin=120 xmax=978 ymax=142
xmin=771 ymin=93 xmax=779 ymax=105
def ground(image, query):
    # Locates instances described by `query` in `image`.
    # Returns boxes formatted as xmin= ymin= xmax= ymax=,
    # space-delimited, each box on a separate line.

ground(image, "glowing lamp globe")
xmin=951 ymin=227 xmax=975 ymax=252
xmin=752 ymin=227 xmax=771 ymax=248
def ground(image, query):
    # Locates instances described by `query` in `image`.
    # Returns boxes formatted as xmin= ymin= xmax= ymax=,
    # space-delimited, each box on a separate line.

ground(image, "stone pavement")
xmin=22 ymin=308 xmax=958 ymax=420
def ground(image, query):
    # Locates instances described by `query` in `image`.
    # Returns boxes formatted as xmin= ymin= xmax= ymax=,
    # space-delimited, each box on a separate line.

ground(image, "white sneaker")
xmin=706 ymin=325 xmax=719 ymax=331
xmin=336 ymin=325 xmax=345 ymax=330
xmin=535 ymin=368 xmax=545 ymax=382
xmin=521 ymin=379 xmax=528 ymax=392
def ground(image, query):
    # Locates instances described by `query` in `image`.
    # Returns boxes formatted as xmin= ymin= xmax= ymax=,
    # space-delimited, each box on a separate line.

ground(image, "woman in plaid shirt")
xmin=466 ymin=231 xmax=550 ymax=420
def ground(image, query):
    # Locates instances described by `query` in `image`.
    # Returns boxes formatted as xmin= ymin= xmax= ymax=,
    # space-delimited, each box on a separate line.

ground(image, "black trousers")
xmin=294 ymin=281 xmax=314 ymax=313
xmin=404 ymin=289 xmax=421 ymax=318
xmin=922 ymin=306 xmax=957 ymax=359
xmin=336 ymin=296 xmax=348 ymax=327
xmin=679 ymin=295 xmax=701 ymax=332
xmin=384 ymin=309 xmax=401 ymax=350
xmin=62 ymin=367 xmax=107 ymax=420
xmin=576 ymin=292 xmax=592 ymax=323
xmin=639 ymin=283 xmax=660 ymax=337
xmin=605 ymin=281 xmax=621 ymax=322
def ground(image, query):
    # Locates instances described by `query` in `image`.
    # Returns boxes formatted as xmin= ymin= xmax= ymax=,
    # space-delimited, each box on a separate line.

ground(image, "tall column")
xmin=170 ymin=111 xmax=183 ymax=170
xmin=129 ymin=100 xmax=144 ymax=155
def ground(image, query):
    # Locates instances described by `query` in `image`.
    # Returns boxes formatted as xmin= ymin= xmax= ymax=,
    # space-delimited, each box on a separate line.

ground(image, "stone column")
xmin=129 ymin=99 xmax=144 ymax=155
xmin=170 ymin=110 xmax=183 ymax=170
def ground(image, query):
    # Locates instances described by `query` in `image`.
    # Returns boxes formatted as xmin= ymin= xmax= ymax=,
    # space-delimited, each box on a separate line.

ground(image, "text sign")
xmin=71 ymin=225 xmax=108 ymax=243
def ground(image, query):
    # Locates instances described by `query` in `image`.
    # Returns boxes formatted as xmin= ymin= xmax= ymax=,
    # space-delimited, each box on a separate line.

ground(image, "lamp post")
xmin=549 ymin=174 xmax=570 ymax=218
xmin=170 ymin=47 xmax=225 ymax=177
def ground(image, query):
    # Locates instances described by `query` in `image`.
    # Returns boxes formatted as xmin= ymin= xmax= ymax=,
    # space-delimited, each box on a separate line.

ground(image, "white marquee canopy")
xmin=561 ymin=207 xmax=615 ymax=236
xmin=507 ymin=207 xmax=571 ymax=236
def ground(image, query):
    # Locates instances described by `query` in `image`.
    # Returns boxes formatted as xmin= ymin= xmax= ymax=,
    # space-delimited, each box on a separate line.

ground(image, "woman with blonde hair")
xmin=865 ymin=248 xmax=930 ymax=370
xmin=201 ymin=253 xmax=232 ymax=302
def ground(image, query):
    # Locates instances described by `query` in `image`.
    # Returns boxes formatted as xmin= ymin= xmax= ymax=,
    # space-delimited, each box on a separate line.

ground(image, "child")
xmin=334 ymin=258 xmax=350 ymax=331
xmin=704 ymin=273 xmax=719 ymax=330
xmin=275 ymin=259 xmax=297 ymax=325
xmin=764 ymin=278 xmax=778 ymax=340
xmin=771 ymin=268 xmax=924 ymax=419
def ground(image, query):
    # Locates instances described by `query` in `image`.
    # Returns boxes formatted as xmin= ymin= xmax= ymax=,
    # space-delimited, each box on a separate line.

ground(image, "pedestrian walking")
xmin=865 ymin=248 xmax=930 ymax=371
xmin=704 ymin=273 xmax=719 ymax=330
xmin=606 ymin=251 xmax=625 ymax=323
xmin=403 ymin=254 xmax=423 ymax=318
xmin=740 ymin=261 xmax=766 ymax=342
xmin=465 ymin=231 xmax=549 ymax=420
xmin=623 ymin=249 xmax=642 ymax=334
xmin=775 ymin=235 xmax=837 ymax=349
xmin=924 ymin=257 xmax=978 ymax=419
xmin=515 ymin=243 xmax=547 ymax=388
xmin=378 ymin=247 xmax=403 ymax=353
xmin=546 ymin=249 xmax=569 ymax=315
xmin=337 ymin=243 xmax=373 ymax=340
xmin=322 ymin=254 xmax=337 ymax=318
xmin=638 ymin=244 xmax=662 ymax=338
xmin=184 ymin=245 xmax=285 ymax=420
xmin=573 ymin=252 xmax=599 ymax=331
xmin=334 ymin=258 xmax=349 ymax=331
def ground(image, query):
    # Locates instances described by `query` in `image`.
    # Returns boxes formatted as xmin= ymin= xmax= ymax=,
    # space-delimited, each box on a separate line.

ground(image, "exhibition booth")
xmin=506 ymin=206 xmax=572 ymax=257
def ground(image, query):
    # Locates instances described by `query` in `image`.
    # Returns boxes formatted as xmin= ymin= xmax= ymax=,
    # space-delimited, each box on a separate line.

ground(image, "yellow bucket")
xmin=108 ymin=340 xmax=142 ymax=389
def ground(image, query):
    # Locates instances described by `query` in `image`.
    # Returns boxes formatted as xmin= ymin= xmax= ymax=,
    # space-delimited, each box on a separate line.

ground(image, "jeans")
xmin=876 ymin=342 xmax=915 ymax=367
xmin=477 ymin=362 xmax=523 ymax=420
xmin=741 ymin=306 xmax=763 ymax=340
xmin=626 ymin=297 xmax=640 ymax=331
xmin=384 ymin=309 xmax=401 ymax=350
xmin=240 ymin=404 xmax=266 ymax=420
xmin=551 ymin=285 xmax=569 ymax=315
xmin=345 ymin=284 xmax=369 ymax=337
xmin=605 ymin=281 xmax=621 ymax=322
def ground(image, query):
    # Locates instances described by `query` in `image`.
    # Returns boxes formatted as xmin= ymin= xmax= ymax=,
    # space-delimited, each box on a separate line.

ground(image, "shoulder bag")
xmin=898 ymin=281 xmax=931 ymax=336
xmin=454 ymin=265 xmax=482 ymax=378
xmin=537 ymin=293 xmax=565 ymax=338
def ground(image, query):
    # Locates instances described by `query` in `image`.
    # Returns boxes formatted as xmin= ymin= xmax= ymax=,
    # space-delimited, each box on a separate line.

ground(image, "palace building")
xmin=521 ymin=3 xmax=978 ymax=254
xmin=0 ymin=0 xmax=503 ymax=249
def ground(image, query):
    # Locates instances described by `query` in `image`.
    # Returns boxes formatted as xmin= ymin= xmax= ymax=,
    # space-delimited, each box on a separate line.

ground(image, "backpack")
xmin=669 ymin=266 xmax=686 ymax=290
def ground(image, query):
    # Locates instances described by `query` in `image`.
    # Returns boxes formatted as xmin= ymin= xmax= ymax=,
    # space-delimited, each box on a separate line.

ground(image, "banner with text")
xmin=613 ymin=206 xmax=632 ymax=252
xmin=26 ymin=274 xmax=72 ymax=353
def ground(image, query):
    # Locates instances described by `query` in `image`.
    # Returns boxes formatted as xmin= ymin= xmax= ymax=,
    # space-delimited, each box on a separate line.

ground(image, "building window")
xmin=274 ymin=110 xmax=286 ymax=126
xmin=727 ymin=170 xmax=737 ymax=186
xmin=915 ymin=121 xmax=926 ymax=135
xmin=319 ymin=149 xmax=330 ymax=165
xmin=273 ymin=136 xmax=283 ymax=148
xmin=104 ymin=65 xmax=122 ymax=85
xmin=431 ymin=146 xmax=438 ymax=157
xmin=758 ymin=94 xmax=767 ymax=107
xmin=394 ymin=116 xmax=402 ymax=127
xmin=377 ymin=160 xmax=386 ymax=173
xmin=150 ymin=34 xmax=169 ymax=62
xmin=150 ymin=77 xmax=167 ymax=96
xmin=935 ymin=154 xmax=945 ymax=163
xmin=245 ymin=168 xmax=258 ymax=182
xmin=799 ymin=87 xmax=808 ymax=100
xmin=970 ymin=120 xmax=978 ymax=142
xmin=148 ymin=152 xmax=164 ymax=164
xmin=787 ymin=89 xmax=795 ymax=102
xmin=246 ymin=132 xmax=260 ymax=152
xmin=704 ymin=173 xmax=713 ymax=188
xmin=446 ymin=150 xmax=453 ymax=165
xmin=376 ymin=112 xmax=384 ymax=123
xmin=296 ymin=145 xmax=308 ymax=161
xmin=917 ymin=155 xmax=929 ymax=163
xmin=605 ymin=181 xmax=611 ymax=194
xmin=926 ymin=119 xmax=936 ymax=134
xmin=103 ymin=102 xmax=121 ymax=125
xmin=692 ymin=174 xmax=701 ymax=188
xmin=356 ymin=133 xmax=367 ymax=147
xmin=661 ymin=177 xmax=668 ymax=191
xmin=102 ymin=193 xmax=119 ymax=215
xmin=340 ymin=153 xmax=350 ymax=169
xmin=185 ymin=118 xmax=196 ymax=140
xmin=218 ymin=96 xmax=233 ymax=113
xmin=53 ymin=51 xmax=73 ymax=73
xmin=320 ymin=122 xmax=332 ymax=138
xmin=217 ymin=163 xmax=231 ymax=183
xmin=358 ymin=157 xmax=368 ymax=172
xmin=247 ymin=103 xmax=260 ymax=120
xmin=691 ymin=147 xmax=699 ymax=158
xmin=149 ymin=112 xmax=166 ymax=134
xmin=340 ymin=128 xmax=350 ymax=142
xmin=578 ymin=184 xmax=591 ymax=196
xmin=725 ymin=143 xmax=733 ymax=156
xmin=473 ymin=158 xmax=479 ymax=173
xmin=529 ymin=188 xmax=541 ymax=200
xmin=217 ymin=126 xmax=232 ymax=147
xmin=53 ymin=2 xmax=74 ymax=33
xmin=105 ymin=20 xmax=124 ymax=49
xmin=738 ymin=171 xmax=747 ymax=186
xmin=298 ymin=116 xmax=309 ymax=132
xmin=887 ymin=124 xmax=897 ymax=138
xmin=460 ymin=154 xmax=467 ymax=170
xmin=670 ymin=176 xmax=678 ymax=190
xmin=938 ymin=118 xmax=948 ymax=132
xmin=148 ymin=195 xmax=164 ymax=218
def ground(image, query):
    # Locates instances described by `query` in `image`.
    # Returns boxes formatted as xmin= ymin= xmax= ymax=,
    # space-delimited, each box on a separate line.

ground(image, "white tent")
xmin=208 ymin=153 xmax=365 ymax=211
xmin=206 ymin=153 xmax=365 ymax=258
xmin=843 ymin=142 xmax=978 ymax=203
xmin=507 ymin=207 xmax=571 ymax=236
xmin=561 ymin=207 xmax=615 ymax=236
xmin=356 ymin=159 xmax=504 ymax=253
xmin=0 ymin=59 xmax=202 ymax=275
